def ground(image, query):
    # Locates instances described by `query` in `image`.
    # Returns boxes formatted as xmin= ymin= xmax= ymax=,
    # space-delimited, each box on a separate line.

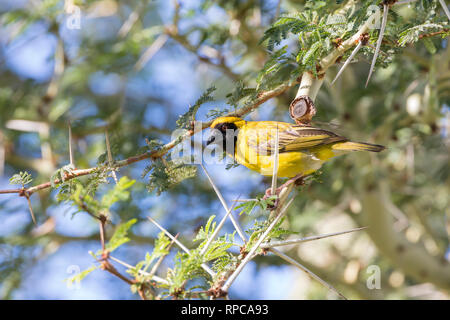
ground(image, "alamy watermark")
xmin=65 ymin=2 xmax=81 ymax=30
xmin=326 ymin=4 xmax=382 ymax=33
xmin=66 ymin=264 xmax=81 ymax=290
xmin=170 ymin=124 xmax=280 ymax=168
xmin=366 ymin=265 xmax=381 ymax=290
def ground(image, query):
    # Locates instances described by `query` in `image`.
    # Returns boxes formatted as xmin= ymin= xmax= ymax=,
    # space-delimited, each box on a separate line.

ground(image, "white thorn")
xmin=222 ymin=197 xmax=294 ymax=292
xmin=261 ymin=227 xmax=367 ymax=248
xmin=332 ymin=41 xmax=362 ymax=85
xmin=269 ymin=248 xmax=347 ymax=300
xmin=200 ymin=164 xmax=247 ymax=243
xmin=147 ymin=216 xmax=216 ymax=278
xmin=68 ymin=121 xmax=74 ymax=167
xmin=105 ymin=130 xmax=118 ymax=184
xmin=366 ymin=3 xmax=389 ymax=87
xmin=439 ymin=0 xmax=450 ymax=21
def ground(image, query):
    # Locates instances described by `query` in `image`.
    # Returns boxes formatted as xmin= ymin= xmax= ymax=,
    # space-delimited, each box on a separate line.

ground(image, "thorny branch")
xmin=3 ymin=0 xmax=448 ymax=300
xmin=91 ymin=209 xmax=164 ymax=299
xmin=0 ymin=82 xmax=295 ymax=198
xmin=147 ymin=216 xmax=216 ymax=278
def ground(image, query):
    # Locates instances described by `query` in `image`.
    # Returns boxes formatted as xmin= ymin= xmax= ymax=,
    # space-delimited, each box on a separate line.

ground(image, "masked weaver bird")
xmin=206 ymin=116 xmax=385 ymax=195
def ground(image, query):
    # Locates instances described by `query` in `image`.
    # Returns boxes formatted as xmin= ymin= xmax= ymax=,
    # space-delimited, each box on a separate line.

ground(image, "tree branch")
xmin=290 ymin=16 xmax=373 ymax=124
xmin=360 ymin=182 xmax=450 ymax=290
xmin=0 ymin=82 xmax=294 ymax=198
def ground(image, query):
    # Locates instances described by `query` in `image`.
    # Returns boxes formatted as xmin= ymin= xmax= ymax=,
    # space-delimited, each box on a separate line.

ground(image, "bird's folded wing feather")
xmin=245 ymin=122 xmax=347 ymax=155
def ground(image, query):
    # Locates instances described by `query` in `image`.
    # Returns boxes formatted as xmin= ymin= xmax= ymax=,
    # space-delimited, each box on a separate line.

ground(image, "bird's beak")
xmin=206 ymin=134 xmax=215 ymax=146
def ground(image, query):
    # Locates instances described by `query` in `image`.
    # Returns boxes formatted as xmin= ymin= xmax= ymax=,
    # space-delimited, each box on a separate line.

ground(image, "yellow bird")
xmin=206 ymin=116 xmax=384 ymax=189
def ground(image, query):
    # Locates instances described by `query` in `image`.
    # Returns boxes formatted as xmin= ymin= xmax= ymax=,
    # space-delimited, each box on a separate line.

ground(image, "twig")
xmin=118 ymin=4 xmax=142 ymax=38
xmin=24 ymin=192 xmax=36 ymax=225
xmin=147 ymin=216 xmax=216 ymax=278
xmin=295 ymin=71 xmax=323 ymax=101
xmin=78 ymin=196 xmax=101 ymax=221
xmin=134 ymin=34 xmax=169 ymax=71
xmin=320 ymin=18 xmax=373 ymax=73
xmin=307 ymin=12 xmax=375 ymax=100
xmin=101 ymin=259 xmax=136 ymax=286
xmin=165 ymin=28 xmax=239 ymax=81
xmin=418 ymin=29 xmax=449 ymax=39
xmin=221 ymin=197 xmax=294 ymax=292
xmin=261 ymin=227 xmax=367 ymax=248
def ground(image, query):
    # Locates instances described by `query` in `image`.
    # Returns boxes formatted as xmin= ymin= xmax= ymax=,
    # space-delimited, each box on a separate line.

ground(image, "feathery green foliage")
xmin=398 ymin=23 xmax=449 ymax=46
xmin=235 ymin=196 xmax=278 ymax=215
xmin=1 ymin=0 xmax=450 ymax=301
xmin=65 ymin=266 xmax=99 ymax=286
xmin=176 ymin=86 xmax=216 ymax=129
xmin=104 ymin=218 xmax=138 ymax=253
xmin=9 ymin=171 xmax=33 ymax=186
xmin=100 ymin=177 xmax=136 ymax=209
xmin=226 ymin=81 xmax=256 ymax=108
xmin=246 ymin=218 xmax=297 ymax=253
xmin=127 ymin=231 xmax=172 ymax=281
xmin=143 ymin=158 xmax=197 ymax=196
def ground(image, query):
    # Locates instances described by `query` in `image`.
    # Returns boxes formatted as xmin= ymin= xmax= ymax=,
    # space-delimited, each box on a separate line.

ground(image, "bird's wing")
xmin=245 ymin=121 xmax=347 ymax=155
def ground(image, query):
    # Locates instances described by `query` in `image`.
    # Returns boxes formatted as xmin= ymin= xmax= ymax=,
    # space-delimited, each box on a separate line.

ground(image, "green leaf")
xmin=256 ymin=46 xmax=298 ymax=91
xmin=422 ymin=38 xmax=437 ymax=54
xmin=206 ymin=107 xmax=231 ymax=119
xmin=130 ymin=232 xmax=172 ymax=278
xmin=226 ymin=81 xmax=256 ymax=107
xmin=145 ymin=159 xmax=197 ymax=196
xmin=105 ymin=218 xmax=137 ymax=252
xmin=235 ymin=196 xmax=277 ymax=215
xmin=203 ymin=241 xmax=233 ymax=262
xmin=65 ymin=265 xmax=98 ymax=285
xmin=9 ymin=171 xmax=33 ymax=186
xmin=305 ymin=0 xmax=326 ymax=10
xmin=398 ymin=23 xmax=447 ymax=46
xmin=176 ymin=86 xmax=216 ymax=129
xmin=100 ymin=176 xmax=135 ymax=209
xmin=194 ymin=215 xmax=216 ymax=242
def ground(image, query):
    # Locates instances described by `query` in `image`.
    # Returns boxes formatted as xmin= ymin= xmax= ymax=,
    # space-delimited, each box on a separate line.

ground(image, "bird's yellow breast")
xmin=233 ymin=125 xmax=329 ymax=178
xmin=211 ymin=118 xmax=382 ymax=178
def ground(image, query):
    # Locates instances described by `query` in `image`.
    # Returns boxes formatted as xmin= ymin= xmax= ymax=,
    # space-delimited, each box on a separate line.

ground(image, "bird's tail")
xmin=332 ymin=141 xmax=385 ymax=152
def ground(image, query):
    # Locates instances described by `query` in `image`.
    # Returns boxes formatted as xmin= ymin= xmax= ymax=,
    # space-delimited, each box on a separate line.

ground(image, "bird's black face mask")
xmin=206 ymin=122 xmax=238 ymax=155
